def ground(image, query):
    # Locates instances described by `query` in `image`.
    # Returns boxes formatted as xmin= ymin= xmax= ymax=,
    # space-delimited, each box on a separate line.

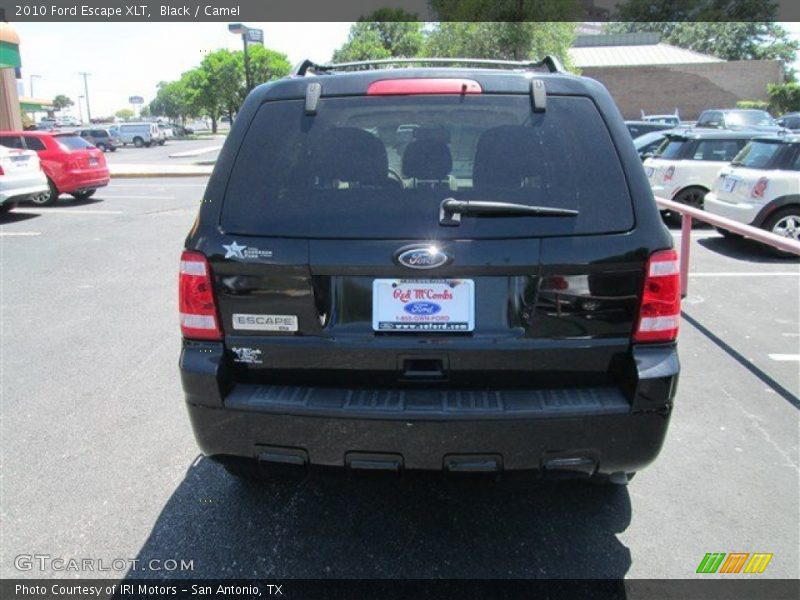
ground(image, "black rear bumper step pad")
xmin=224 ymin=384 xmax=629 ymax=420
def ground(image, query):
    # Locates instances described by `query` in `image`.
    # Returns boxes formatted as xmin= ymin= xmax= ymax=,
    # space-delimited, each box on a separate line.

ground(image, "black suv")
xmin=179 ymin=58 xmax=681 ymax=484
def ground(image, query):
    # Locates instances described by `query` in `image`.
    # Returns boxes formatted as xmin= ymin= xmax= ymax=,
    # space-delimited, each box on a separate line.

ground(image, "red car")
xmin=0 ymin=131 xmax=110 ymax=205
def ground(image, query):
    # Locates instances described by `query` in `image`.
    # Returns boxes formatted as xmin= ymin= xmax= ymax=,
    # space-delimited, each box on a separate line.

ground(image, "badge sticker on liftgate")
xmin=222 ymin=240 xmax=273 ymax=260
xmin=232 ymin=314 xmax=299 ymax=332
xmin=231 ymin=347 xmax=263 ymax=364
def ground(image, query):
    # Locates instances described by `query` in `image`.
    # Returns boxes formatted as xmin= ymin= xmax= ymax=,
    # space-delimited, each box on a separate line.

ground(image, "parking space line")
xmin=768 ymin=354 xmax=800 ymax=362
xmin=0 ymin=231 xmax=41 ymax=236
xmin=30 ymin=209 xmax=123 ymax=215
xmin=689 ymin=272 xmax=799 ymax=277
xmin=95 ymin=195 xmax=175 ymax=200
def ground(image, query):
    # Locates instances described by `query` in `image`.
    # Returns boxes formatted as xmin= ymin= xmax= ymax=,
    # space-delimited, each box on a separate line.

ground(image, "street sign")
xmin=129 ymin=96 xmax=144 ymax=105
xmin=246 ymin=28 xmax=264 ymax=44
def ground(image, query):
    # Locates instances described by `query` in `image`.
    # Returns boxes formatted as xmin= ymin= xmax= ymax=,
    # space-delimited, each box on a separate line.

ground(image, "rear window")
xmin=726 ymin=111 xmax=775 ymax=128
xmin=659 ymin=138 xmax=686 ymax=159
xmin=221 ymin=95 xmax=633 ymax=239
xmin=733 ymin=141 xmax=782 ymax=169
xmin=692 ymin=139 xmax=747 ymax=161
xmin=55 ymin=135 xmax=92 ymax=151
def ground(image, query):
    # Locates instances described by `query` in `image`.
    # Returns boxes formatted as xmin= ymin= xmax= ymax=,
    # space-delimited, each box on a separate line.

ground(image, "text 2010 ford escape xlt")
xmin=179 ymin=58 xmax=680 ymax=483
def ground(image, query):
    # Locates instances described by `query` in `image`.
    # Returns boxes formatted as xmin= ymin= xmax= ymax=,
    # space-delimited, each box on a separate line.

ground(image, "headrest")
xmin=310 ymin=127 xmax=388 ymax=185
xmin=473 ymin=125 xmax=539 ymax=190
xmin=402 ymin=139 xmax=453 ymax=180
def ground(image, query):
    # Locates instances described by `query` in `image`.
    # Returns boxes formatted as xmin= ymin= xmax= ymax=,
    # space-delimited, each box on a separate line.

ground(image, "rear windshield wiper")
xmin=440 ymin=198 xmax=578 ymax=226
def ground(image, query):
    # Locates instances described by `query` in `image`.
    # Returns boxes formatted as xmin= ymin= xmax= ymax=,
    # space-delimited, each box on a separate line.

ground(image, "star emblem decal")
xmin=223 ymin=241 xmax=246 ymax=259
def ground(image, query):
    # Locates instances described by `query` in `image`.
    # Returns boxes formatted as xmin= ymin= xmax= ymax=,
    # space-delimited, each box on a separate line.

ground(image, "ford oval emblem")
xmin=404 ymin=302 xmax=442 ymax=315
xmin=395 ymin=245 xmax=450 ymax=270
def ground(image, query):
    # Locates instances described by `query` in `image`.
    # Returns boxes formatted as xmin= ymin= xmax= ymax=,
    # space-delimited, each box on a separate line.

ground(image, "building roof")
xmin=570 ymin=43 xmax=724 ymax=68
xmin=570 ymin=33 xmax=724 ymax=68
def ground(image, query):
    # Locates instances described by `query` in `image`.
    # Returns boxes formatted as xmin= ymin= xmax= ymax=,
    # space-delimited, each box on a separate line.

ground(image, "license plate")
xmin=372 ymin=279 xmax=474 ymax=332
xmin=89 ymin=157 xmax=98 ymax=166
xmin=10 ymin=155 xmax=28 ymax=164
xmin=722 ymin=176 xmax=737 ymax=193
xmin=645 ymin=167 xmax=654 ymax=178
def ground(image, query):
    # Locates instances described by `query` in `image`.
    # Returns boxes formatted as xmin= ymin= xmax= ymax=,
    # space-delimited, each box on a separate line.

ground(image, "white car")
xmin=0 ymin=146 xmax=48 ymax=214
xmin=644 ymin=130 xmax=760 ymax=214
xmin=705 ymin=135 xmax=800 ymax=252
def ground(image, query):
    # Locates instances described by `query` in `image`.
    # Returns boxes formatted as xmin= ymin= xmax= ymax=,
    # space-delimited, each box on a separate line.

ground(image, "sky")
xmin=10 ymin=21 xmax=800 ymax=119
xmin=12 ymin=22 xmax=353 ymax=118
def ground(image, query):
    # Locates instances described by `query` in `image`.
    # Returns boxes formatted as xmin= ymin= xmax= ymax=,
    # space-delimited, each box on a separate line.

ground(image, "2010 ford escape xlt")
xmin=179 ymin=58 xmax=681 ymax=484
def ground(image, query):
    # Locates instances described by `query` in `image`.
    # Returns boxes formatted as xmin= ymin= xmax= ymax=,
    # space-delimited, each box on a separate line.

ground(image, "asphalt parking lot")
xmin=104 ymin=137 xmax=224 ymax=166
xmin=1 ymin=179 xmax=798 ymax=580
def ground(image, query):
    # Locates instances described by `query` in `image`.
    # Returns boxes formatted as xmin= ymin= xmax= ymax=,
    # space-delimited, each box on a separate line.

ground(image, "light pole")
xmin=79 ymin=72 xmax=91 ymax=123
xmin=228 ymin=23 xmax=252 ymax=92
xmin=29 ymin=74 xmax=41 ymax=97
xmin=77 ymin=95 xmax=84 ymax=123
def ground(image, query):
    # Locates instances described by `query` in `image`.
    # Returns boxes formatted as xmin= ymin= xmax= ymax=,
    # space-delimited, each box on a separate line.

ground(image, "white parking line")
xmin=768 ymin=354 xmax=800 ymax=362
xmin=689 ymin=272 xmax=800 ymax=277
xmin=94 ymin=195 xmax=175 ymax=200
xmin=30 ymin=209 xmax=123 ymax=215
xmin=0 ymin=231 xmax=41 ymax=236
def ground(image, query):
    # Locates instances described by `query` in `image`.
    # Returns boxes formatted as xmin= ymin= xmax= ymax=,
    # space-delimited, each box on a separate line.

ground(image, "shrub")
xmin=767 ymin=83 xmax=800 ymax=114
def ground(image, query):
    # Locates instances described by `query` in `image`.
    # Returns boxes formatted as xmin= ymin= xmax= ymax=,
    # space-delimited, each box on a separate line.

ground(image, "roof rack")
xmin=290 ymin=56 xmax=565 ymax=77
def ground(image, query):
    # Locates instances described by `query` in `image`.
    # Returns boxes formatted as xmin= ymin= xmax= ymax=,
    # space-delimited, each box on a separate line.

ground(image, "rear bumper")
xmin=0 ymin=176 xmax=49 ymax=203
xmin=704 ymin=192 xmax=761 ymax=226
xmin=180 ymin=343 xmax=679 ymax=475
xmin=57 ymin=169 xmax=110 ymax=193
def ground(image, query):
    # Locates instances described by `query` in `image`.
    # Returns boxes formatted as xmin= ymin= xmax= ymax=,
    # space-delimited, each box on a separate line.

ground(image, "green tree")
xmin=115 ymin=108 xmax=134 ymax=121
xmin=149 ymin=80 xmax=192 ymax=123
xmin=768 ymin=83 xmax=800 ymax=114
xmin=200 ymin=49 xmax=242 ymax=124
xmin=425 ymin=22 xmax=577 ymax=66
xmin=181 ymin=67 xmax=220 ymax=132
xmin=332 ymin=10 xmax=423 ymax=62
xmin=52 ymin=94 xmax=73 ymax=112
xmin=242 ymin=44 xmax=291 ymax=93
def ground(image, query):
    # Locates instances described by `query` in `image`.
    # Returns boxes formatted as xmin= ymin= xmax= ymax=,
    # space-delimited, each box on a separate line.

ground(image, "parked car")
xmin=77 ymin=128 xmax=121 ymax=152
xmin=633 ymin=128 xmax=685 ymax=161
xmin=169 ymin=123 xmax=194 ymax=136
xmin=706 ymin=134 xmax=800 ymax=254
xmin=157 ymin=123 xmax=174 ymax=139
xmin=641 ymin=110 xmax=680 ymax=127
xmin=118 ymin=122 xmax=163 ymax=147
xmin=0 ymin=145 xmax=49 ymax=214
xmin=179 ymin=58 xmax=681 ymax=484
xmin=625 ymin=120 xmax=672 ymax=138
xmin=0 ymin=131 xmax=109 ymax=205
xmin=643 ymin=129 xmax=762 ymax=213
xmin=695 ymin=109 xmax=785 ymax=133
xmin=776 ymin=113 xmax=800 ymax=133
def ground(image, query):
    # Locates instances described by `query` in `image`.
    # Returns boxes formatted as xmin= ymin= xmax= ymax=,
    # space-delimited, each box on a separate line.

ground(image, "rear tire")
xmin=133 ymin=137 xmax=144 ymax=148
xmin=29 ymin=178 xmax=58 ymax=206
xmin=671 ymin=187 xmax=709 ymax=228
xmin=71 ymin=189 xmax=96 ymax=201
xmin=96 ymin=143 xmax=107 ymax=152
xmin=763 ymin=207 xmax=800 ymax=258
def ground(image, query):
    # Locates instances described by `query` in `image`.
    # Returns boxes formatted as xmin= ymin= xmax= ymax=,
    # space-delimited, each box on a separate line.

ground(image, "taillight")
xmin=179 ymin=250 xmax=222 ymax=340
xmin=751 ymin=177 xmax=769 ymax=198
xmin=634 ymin=249 xmax=681 ymax=343
xmin=663 ymin=166 xmax=675 ymax=183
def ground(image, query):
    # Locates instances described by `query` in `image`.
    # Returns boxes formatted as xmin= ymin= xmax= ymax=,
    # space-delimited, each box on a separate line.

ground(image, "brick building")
xmin=569 ymin=33 xmax=784 ymax=121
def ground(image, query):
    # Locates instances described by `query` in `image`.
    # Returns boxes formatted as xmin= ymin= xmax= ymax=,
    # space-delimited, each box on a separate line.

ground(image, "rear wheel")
xmin=133 ymin=137 xmax=144 ymax=148
xmin=96 ymin=143 xmax=107 ymax=152
xmin=670 ymin=187 xmax=709 ymax=227
xmin=29 ymin=178 xmax=58 ymax=206
xmin=763 ymin=207 xmax=800 ymax=258
xmin=71 ymin=189 xmax=96 ymax=202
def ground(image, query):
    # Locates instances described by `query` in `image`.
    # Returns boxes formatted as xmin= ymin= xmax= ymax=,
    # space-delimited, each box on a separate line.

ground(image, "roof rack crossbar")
xmin=291 ymin=56 xmax=564 ymax=77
